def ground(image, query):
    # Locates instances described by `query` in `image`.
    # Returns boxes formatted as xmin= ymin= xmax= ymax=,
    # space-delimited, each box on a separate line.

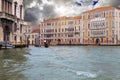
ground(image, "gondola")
xmin=44 ymin=43 xmax=49 ymax=48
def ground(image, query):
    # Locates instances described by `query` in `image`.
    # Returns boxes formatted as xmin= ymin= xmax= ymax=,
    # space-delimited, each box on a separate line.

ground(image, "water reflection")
xmin=0 ymin=48 xmax=29 ymax=80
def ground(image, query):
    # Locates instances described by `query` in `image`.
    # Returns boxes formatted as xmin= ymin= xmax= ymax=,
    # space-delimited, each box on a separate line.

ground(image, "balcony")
xmin=0 ymin=12 xmax=16 ymax=21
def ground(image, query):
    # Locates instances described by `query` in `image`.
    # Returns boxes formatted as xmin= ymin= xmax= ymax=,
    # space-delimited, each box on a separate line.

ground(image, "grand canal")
xmin=0 ymin=46 xmax=120 ymax=80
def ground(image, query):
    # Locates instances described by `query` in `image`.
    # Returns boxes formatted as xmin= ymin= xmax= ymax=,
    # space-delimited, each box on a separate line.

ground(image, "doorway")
xmin=96 ymin=38 xmax=100 ymax=45
xmin=3 ymin=26 xmax=10 ymax=41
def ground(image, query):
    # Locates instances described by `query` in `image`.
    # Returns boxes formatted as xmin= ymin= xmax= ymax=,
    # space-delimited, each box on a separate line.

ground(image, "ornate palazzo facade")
xmin=0 ymin=0 xmax=24 ymax=44
xmin=83 ymin=6 xmax=120 ymax=45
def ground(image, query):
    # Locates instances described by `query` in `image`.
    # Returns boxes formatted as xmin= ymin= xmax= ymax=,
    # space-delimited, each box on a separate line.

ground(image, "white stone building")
xmin=0 ymin=0 xmax=24 ymax=45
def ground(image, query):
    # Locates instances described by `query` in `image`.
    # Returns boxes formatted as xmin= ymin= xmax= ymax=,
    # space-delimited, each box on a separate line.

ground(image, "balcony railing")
xmin=0 ymin=12 xmax=16 ymax=21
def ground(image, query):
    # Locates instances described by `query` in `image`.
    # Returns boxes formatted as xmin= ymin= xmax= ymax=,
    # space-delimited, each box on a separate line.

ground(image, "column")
xmin=6 ymin=1 xmax=8 ymax=13
xmin=5 ymin=0 xmax=7 ymax=12
xmin=8 ymin=2 xmax=10 ymax=14
xmin=0 ymin=19 xmax=3 ymax=41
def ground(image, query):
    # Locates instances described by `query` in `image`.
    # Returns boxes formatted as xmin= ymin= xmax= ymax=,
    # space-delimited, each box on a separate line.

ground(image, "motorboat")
xmin=2 ymin=44 xmax=15 ymax=48
xmin=1 ymin=41 xmax=15 ymax=49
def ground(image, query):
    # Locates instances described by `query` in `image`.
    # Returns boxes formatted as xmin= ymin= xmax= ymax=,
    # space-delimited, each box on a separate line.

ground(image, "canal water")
xmin=0 ymin=46 xmax=120 ymax=80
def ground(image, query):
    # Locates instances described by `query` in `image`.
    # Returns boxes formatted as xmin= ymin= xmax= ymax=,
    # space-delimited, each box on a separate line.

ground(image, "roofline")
xmin=83 ymin=6 xmax=119 ymax=13
xmin=43 ymin=16 xmax=82 ymax=22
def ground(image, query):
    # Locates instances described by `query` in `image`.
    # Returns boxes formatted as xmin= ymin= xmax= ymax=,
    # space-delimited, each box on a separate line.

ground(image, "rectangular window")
xmin=112 ymin=30 xmax=114 ymax=36
xmin=112 ymin=11 xmax=115 ymax=17
xmin=112 ymin=20 xmax=115 ymax=28
xmin=20 ymin=24 xmax=22 ymax=33
xmin=68 ymin=34 xmax=73 ymax=37
xmin=88 ymin=14 xmax=90 ymax=19
xmin=95 ymin=11 xmax=101 ymax=18
xmin=88 ymin=31 xmax=90 ymax=37
xmin=52 ymin=23 xmax=54 ymax=26
xmin=68 ymin=21 xmax=74 ymax=24
xmin=105 ymin=11 xmax=108 ymax=17
xmin=106 ymin=30 xmax=108 ymax=36
xmin=104 ymin=11 xmax=105 ymax=17
xmin=106 ymin=21 xmax=108 ymax=27
xmin=47 ymin=23 xmax=51 ymax=26
xmin=88 ymin=23 xmax=90 ymax=29
xmin=62 ymin=28 xmax=64 ymax=32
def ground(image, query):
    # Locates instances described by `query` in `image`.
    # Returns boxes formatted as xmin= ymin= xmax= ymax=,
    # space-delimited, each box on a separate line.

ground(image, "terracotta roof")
xmin=83 ymin=6 xmax=118 ymax=13
xmin=44 ymin=16 xmax=82 ymax=22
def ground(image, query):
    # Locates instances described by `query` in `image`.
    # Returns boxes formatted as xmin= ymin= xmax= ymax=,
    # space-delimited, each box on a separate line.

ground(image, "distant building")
xmin=40 ymin=16 xmax=82 ymax=45
xmin=0 ymin=0 xmax=24 ymax=44
xmin=23 ymin=23 xmax=40 ymax=45
xmin=29 ymin=29 xmax=40 ymax=45
xmin=40 ymin=6 xmax=120 ymax=45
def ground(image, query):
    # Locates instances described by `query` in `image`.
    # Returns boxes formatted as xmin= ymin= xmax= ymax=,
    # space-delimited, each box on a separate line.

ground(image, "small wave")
xmin=76 ymin=71 xmax=97 ymax=78
xmin=66 ymin=68 xmax=97 ymax=78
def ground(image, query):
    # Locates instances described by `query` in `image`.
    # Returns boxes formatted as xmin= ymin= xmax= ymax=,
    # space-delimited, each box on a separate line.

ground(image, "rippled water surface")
xmin=0 ymin=46 xmax=120 ymax=80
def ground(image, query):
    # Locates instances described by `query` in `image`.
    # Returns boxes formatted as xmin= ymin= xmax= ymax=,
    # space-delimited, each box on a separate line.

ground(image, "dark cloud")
xmin=23 ymin=0 xmax=120 ymax=24
xmin=42 ymin=4 xmax=57 ymax=19
xmin=24 ymin=0 xmax=57 ymax=24
xmin=24 ymin=7 xmax=41 ymax=24
xmin=23 ymin=0 xmax=34 ymax=8
xmin=110 ymin=0 xmax=120 ymax=6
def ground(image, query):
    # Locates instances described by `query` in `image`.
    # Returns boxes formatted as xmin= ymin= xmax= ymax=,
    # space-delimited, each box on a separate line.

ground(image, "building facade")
xmin=82 ymin=6 xmax=120 ymax=45
xmin=23 ymin=23 xmax=40 ymax=45
xmin=40 ymin=16 xmax=82 ymax=45
xmin=0 ymin=0 xmax=24 ymax=45
xmin=40 ymin=6 xmax=120 ymax=45
xmin=29 ymin=29 xmax=40 ymax=45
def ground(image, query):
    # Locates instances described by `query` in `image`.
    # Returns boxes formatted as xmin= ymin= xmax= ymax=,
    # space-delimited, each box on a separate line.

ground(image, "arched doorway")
xmin=69 ymin=40 xmax=71 ymax=44
xmin=58 ymin=39 xmax=61 ymax=44
xmin=3 ymin=26 xmax=10 ymax=41
xmin=96 ymin=38 xmax=100 ymax=45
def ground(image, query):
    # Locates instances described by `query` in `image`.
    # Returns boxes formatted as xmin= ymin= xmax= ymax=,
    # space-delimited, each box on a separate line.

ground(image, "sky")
xmin=24 ymin=0 xmax=120 ymax=24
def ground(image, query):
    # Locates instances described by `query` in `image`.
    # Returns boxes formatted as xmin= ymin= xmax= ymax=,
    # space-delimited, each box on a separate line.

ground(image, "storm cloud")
xmin=110 ymin=0 xmax=120 ymax=6
xmin=24 ymin=0 xmax=120 ymax=24
xmin=24 ymin=7 xmax=41 ymax=24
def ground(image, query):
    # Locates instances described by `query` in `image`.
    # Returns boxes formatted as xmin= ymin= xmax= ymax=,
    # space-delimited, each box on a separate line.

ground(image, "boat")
xmin=44 ymin=43 xmax=49 ymax=48
xmin=2 ymin=44 xmax=15 ymax=49
xmin=44 ymin=40 xmax=49 ymax=48
xmin=1 ymin=41 xmax=15 ymax=49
